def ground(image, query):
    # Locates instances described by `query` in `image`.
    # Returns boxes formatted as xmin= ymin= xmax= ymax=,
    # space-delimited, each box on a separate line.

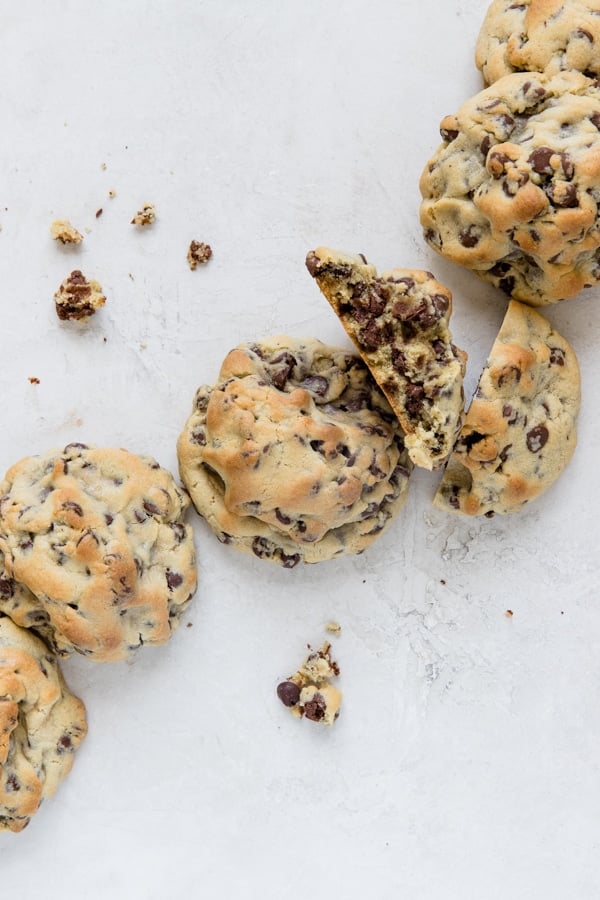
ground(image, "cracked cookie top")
xmin=306 ymin=247 xmax=467 ymax=470
xmin=420 ymin=69 xmax=600 ymax=305
xmin=177 ymin=336 xmax=413 ymax=566
xmin=0 ymin=444 xmax=197 ymax=662
xmin=434 ymin=300 xmax=580 ymax=515
xmin=0 ymin=614 xmax=87 ymax=832
xmin=476 ymin=1 xmax=600 ymax=85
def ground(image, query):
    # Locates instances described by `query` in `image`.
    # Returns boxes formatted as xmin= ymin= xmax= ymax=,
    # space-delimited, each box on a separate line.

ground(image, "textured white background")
xmin=1 ymin=1 xmax=599 ymax=897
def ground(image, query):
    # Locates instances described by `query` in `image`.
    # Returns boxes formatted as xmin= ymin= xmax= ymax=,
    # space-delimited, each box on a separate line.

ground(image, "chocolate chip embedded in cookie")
xmin=54 ymin=270 xmax=105 ymax=321
xmin=434 ymin=300 xmax=580 ymax=516
xmin=0 ymin=444 xmax=197 ymax=662
xmin=0 ymin=614 xmax=87 ymax=832
xmin=420 ymin=70 xmax=600 ymax=305
xmin=306 ymin=248 xmax=467 ymax=470
xmin=276 ymin=642 xmax=342 ymax=726
xmin=476 ymin=1 xmax=600 ymax=85
xmin=177 ymin=336 xmax=413 ymax=566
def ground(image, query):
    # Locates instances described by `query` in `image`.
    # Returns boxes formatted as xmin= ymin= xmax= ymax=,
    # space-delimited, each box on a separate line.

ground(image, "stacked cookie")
xmin=0 ymin=443 xmax=198 ymax=830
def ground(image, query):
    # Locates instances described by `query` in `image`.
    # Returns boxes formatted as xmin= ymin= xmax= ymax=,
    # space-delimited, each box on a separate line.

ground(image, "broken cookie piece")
xmin=50 ymin=220 xmax=83 ymax=245
xmin=306 ymin=247 xmax=467 ymax=470
xmin=54 ymin=271 xmax=106 ymax=321
xmin=187 ymin=240 xmax=213 ymax=269
xmin=276 ymin=642 xmax=342 ymax=726
xmin=131 ymin=203 xmax=156 ymax=226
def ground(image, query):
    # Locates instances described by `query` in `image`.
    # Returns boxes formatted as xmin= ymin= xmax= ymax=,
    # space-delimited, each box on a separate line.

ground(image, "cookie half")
xmin=420 ymin=70 xmax=600 ymax=305
xmin=0 ymin=614 xmax=87 ymax=832
xmin=177 ymin=336 xmax=413 ymax=566
xmin=434 ymin=300 xmax=580 ymax=516
xmin=0 ymin=444 xmax=197 ymax=662
xmin=306 ymin=248 xmax=467 ymax=470
xmin=476 ymin=1 xmax=600 ymax=85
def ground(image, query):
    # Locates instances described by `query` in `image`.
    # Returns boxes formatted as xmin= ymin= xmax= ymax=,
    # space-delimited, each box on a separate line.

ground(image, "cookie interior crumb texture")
xmin=0 ymin=614 xmax=87 ymax=832
xmin=187 ymin=240 xmax=213 ymax=269
xmin=50 ymin=220 xmax=84 ymax=245
xmin=306 ymin=247 xmax=467 ymax=470
xmin=276 ymin=641 xmax=342 ymax=726
xmin=177 ymin=335 xmax=413 ymax=566
xmin=131 ymin=203 xmax=156 ymax=226
xmin=53 ymin=271 xmax=106 ymax=321
xmin=434 ymin=300 xmax=581 ymax=516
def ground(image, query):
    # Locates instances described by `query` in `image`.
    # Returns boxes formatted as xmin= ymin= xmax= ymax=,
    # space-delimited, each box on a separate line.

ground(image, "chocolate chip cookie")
xmin=306 ymin=248 xmax=467 ymax=470
xmin=0 ymin=613 xmax=87 ymax=832
xmin=434 ymin=300 xmax=580 ymax=516
xmin=476 ymin=1 xmax=600 ymax=86
xmin=0 ymin=444 xmax=197 ymax=662
xmin=177 ymin=336 xmax=413 ymax=566
xmin=420 ymin=70 xmax=600 ymax=305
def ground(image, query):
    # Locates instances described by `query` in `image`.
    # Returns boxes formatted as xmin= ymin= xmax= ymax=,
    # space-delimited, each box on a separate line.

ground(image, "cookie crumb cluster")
xmin=277 ymin=642 xmax=342 ymax=726
xmin=53 ymin=270 xmax=106 ymax=321
xmin=187 ymin=240 xmax=212 ymax=269
xmin=131 ymin=202 xmax=156 ymax=226
xmin=50 ymin=219 xmax=83 ymax=245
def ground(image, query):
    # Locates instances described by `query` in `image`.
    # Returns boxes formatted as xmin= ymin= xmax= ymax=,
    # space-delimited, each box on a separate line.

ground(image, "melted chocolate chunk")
xmin=277 ymin=681 xmax=300 ymax=707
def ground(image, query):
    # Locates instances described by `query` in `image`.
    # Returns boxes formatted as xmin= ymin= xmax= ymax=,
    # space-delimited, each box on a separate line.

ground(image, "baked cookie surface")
xmin=476 ymin=1 xmax=600 ymax=85
xmin=0 ymin=614 xmax=87 ymax=832
xmin=0 ymin=444 xmax=197 ymax=662
xmin=420 ymin=70 xmax=600 ymax=305
xmin=306 ymin=247 xmax=467 ymax=470
xmin=177 ymin=336 xmax=413 ymax=566
xmin=434 ymin=300 xmax=580 ymax=516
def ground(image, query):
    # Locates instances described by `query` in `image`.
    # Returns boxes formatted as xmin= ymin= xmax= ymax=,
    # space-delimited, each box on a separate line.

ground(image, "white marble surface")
xmin=1 ymin=1 xmax=599 ymax=897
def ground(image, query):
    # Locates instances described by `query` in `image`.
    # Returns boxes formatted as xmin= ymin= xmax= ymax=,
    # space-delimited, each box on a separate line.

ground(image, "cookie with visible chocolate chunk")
xmin=420 ymin=70 xmax=600 ymax=305
xmin=434 ymin=300 xmax=580 ymax=516
xmin=276 ymin=641 xmax=342 ymax=726
xmin=0 ymin=444 xmax=197 ymax=662
xmin=54 ymin=270 xmax=105 ymax=321
xmin=306 ymin=248 xmax=467 ymax=470
xmin=476 ymin=1 xmax=600 ymax=86
xmin=177 ymin=336 xmax=412 ymax=566
xmin=0 ymin=613 xmax=87 ymax=832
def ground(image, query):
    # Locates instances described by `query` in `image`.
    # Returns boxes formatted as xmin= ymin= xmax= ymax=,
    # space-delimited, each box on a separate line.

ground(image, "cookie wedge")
xmin=434 ymin=300 xmax=580 ymax=516
xmin=306 ymin=247 xmax=467 ymax=470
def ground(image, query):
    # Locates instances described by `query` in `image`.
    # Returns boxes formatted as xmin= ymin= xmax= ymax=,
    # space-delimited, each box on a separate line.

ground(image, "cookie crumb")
xmin=100 ymin=162 xmax=107 ymax=170
xmin=28 ymin=376 xmax=40 ymax=384
xmin=95 ymin=208 xmax=103 ymax=218
xmin=277 ymin=641 xmax=342 ymax=726
xmin=108 ymin=189 xmax=117 ymax=198
xmin=50 ymin=220 xmax=83 ymax=244
xmin=131 ymin=203 xmax=156 ymax=226
xmin=187 ymin=240 xmax=212 ymax=269
xmin=186 ymin=622 xmax=193 ymax=628
xmin=505 ymin=609 xmax=514 ymax=618
xmin=54 ymin=270 xmax=106 ymax=321
xmin=325 ymin=621 xmax=341 ymax=635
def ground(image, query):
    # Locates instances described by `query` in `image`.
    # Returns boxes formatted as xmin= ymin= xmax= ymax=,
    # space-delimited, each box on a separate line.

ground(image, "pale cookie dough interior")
xmin=306 ymin=247 xmax=467 ymax=470
xmin=177 ymin=336 xmax=413 ymax=567
xmin=0 ymin=444 xmax=197 ymax=662
xmin=276 ymin=642 xmax=342 ymax=726
xmin=476 ymin=1 xmax=600 ymax=86
xmin=434 ymin=300 xmax=580 ymax=516
xmin=420 ymin=70 xmax=600 ymax=305
xmin=0 ymin=614 xmax=87 ymax=833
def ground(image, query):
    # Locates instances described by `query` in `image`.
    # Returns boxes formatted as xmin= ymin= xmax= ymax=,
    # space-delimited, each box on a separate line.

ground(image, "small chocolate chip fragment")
xmin=303 ymin=693 xmax=327 ymax=722
xmin=276 ymin=681 xmax=301 ymax=707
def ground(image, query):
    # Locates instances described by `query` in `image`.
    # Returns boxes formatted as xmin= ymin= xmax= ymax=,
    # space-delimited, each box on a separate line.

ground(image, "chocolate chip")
xmin=252 ymin=536 xmax=272 ymax=559
xmin=280 ymin=552 xmax=301 ymax=569
xmin=459 ymin=226 xmax=480 ymax=247
xmin=6 ymin=773 xmax=20 ymax=792
xmin=546 ymin=182 xmax=578 ymax=208
xmin=57 ymin=734 xmax=73 ymax=753
xmin=529 ymin=146 xmax=555 ymax=176
xmin=300 ymin=375 xmax=329 ymax=396
xmin=303 ymin=693 xmax=327 ymax=721
xmin=405 ymin=383 xmax=425 ymax=417
xmin=0 ymin=577 xmax=14 ymax=598
xmin=440 ymin=126 xmax=459 ymax=142
xmin=143 ymin=500 xmax=162 ymax=516
xmin=277 ymin=681 xmax=300 ymax=707
xmin=391 ymin=347 xmax=407 ymax=374
xmin=480 ymin=135 xmax=492 ymax=157
xmin=305 ymin=252 xmax=320 ymax=277
xmin=574 ymin=28 xmax=594 ymax=42
xmin=526 ymin=425 xmax=549 ymax=453
xmin=549 ymin=346 xmax=566 ymax=366
xmin=275 ymin=508 xmax=292 ymax=525
xmin=166 ymin=570 xmax=183 ymax=590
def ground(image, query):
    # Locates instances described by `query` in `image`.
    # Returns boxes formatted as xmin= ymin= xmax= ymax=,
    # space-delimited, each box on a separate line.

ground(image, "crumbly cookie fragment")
xmin=420 ymin=70 xmax=600 ymax=305
xmin=306 ymin=248 xmax=467 ymax=470
xmin=187 ymin=241 xmax=213 ymax=269
xmin=0 ymin=614 xmax=87 ymax=833
xmin=277 ymin=642 xmax=342 ymax=726
xmin=54 ymin=270 xmax=106 ymax=321
xmin=50 ymin=220 xmax=83 ymax=244
xmin=177 ymin=336 xmax=412 ymax=566
xmin=131 ymin=203 xmax=156 ymax=226
xmin=434 ymin=300 xmax=580 ymax=516
xmin=476 ymin=1 xmax=600 ymax=85
xmin=0 ymin=444 xmax=197 ymax=662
